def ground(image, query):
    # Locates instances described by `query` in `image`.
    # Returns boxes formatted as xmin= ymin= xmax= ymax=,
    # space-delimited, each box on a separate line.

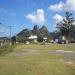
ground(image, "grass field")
xmin=0 ymin=43 xmax=75 ymax=75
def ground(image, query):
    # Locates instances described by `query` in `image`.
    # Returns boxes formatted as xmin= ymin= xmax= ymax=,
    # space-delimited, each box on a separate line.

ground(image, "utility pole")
xmin=8 ymin=25 xmax=16 ymax=45
xmin=14 ymin=33 xmax=18 ymax=44
xmin=0 ymin=22 xmax=5 ymax=46
xmin=8 ymin=26 xmax=12 ymax=45
xmin=0 ymin=22 xmax=15 ymax=45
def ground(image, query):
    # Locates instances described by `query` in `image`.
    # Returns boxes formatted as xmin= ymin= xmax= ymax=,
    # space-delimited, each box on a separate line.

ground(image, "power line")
xmin=8 ymin=25 xmax=16 ymax=45
xmin=0 ymin=22 xmax=16 ymax=45
xmin=8 ymin=26 xmax=11 ymax=45
xmin=0 ymin=22 xmax=9 ymax=29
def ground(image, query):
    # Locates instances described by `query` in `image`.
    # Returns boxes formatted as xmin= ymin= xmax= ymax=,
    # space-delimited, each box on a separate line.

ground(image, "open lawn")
xmin=0 ymin=43 xmax=75 ymax=75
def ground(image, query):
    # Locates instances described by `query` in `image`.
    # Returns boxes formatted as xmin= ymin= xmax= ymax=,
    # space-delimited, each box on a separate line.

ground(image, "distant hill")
xmin=17 ymin=25 xmax=49 ymax=36
xmin=49 ymin=31 xmax=75 ymax=40
xmin=17 ymin=29 xmax=33 ymax=37
xmin=0 ymin=37 xmax=9 ymax=40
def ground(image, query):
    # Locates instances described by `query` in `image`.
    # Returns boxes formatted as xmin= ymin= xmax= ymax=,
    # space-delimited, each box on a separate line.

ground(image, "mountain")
xmin=40 ymin=25 xmax=49 ymax=37
xmin=33 ymin=25 xmax=39 ymax=31
xmin=17 ymin=29 xmax=33 ymax=37
xmin=16 ymin=25 xmax=49 ymax=42
xmin=32 ymin=25 xmax=49 ymax=37
xmin=17 ymin=29 xmax=33 ymax=42
xmin=15 ymin=25 xmax=75 ymax=43
xmin=32 ymin=25 xmax=40 ymax=35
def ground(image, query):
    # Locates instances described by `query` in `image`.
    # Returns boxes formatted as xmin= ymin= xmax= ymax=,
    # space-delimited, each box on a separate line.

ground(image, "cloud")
xmin=10 ymin=13 xmax=16 ymax=16
xmin=65 ymin=0 xmax=75 ymax=11
xmin=49 ymin=0 xmax=75 ymax=12
xmin=26 ymin=9 xmax=46 ymax=25
xmin=53 ymin=14 xmax=63 ymax=23
xmin=49 ymin=1 xmax=64 ymax=12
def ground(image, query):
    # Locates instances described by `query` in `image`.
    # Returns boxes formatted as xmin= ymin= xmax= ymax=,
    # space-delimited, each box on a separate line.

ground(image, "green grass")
xmin=0 ymin=44 xmax=16 ymax=55
xmin=14 ymin=43 xmax=75 ymax=51
xmin=0 ymin=43 xmax=75 ymax=75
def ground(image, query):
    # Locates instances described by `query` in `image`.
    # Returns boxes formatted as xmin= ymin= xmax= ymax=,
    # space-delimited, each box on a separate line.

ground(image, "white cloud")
xmin=53 ymin=14 xmax=63 ymax=23
xmin=49 ymin=0 xmax=75 ymax=12
xmin=65 ymin=0 xmax=75 ymax=11
xmin=49 ymin=2 xmax=64 ymax=12
xmin=26 ymin=14 xmax=36 ymax=23
xmin=26 ymin=9 xmax=45 ymax=25
xmin=10 ymin=13 xmax=16 ymax=16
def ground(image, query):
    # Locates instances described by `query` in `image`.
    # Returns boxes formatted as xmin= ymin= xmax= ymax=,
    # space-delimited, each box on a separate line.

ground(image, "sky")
xmin=0 ymin=0 xmax=75 ymax=37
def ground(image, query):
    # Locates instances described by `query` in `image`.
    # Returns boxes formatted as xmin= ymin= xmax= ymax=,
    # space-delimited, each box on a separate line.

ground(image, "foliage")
xmin=57 ymin=12 xmax=75 ymax=37
xmin=0 ymin=44 xmax=16 ymax=55
xmin=37 ymin=35 xmax=43 ymax=42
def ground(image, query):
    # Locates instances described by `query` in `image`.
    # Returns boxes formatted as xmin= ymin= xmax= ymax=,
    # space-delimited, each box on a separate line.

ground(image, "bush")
xmin=37 ymin=36 xmax=43 ymax=42
xmin=0 ymin=44 xmax=16 ymax=55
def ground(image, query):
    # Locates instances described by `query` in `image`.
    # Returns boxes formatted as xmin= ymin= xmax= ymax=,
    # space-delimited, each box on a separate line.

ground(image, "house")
xmin=43 ymin=37 xmax=48 ymax=42
xmin=0 ymin=37 xmax=9 ymax=46
xmin=28 ymin=35 xmax=37 ymax=43
xmin=54 ymin=36 xmax=69 ymax=44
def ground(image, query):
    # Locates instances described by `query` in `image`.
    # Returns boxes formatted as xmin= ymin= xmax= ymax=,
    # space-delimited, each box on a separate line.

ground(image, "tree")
xmin=40 ymin=25 xmax=49 ymax=37
xmin=37 ymin=35 xmax=43 ymax=42
xmin=56 ymin=12 xmax=75 ymax=42
xmin=17 ymin=29 xmax=32 ymax=43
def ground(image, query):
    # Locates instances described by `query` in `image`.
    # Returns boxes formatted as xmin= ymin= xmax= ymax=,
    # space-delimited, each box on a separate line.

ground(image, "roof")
xmin=43 ymin=37 xmax=48 ymax=40
xmin=28 ymin=35 xmax=37 ymax=39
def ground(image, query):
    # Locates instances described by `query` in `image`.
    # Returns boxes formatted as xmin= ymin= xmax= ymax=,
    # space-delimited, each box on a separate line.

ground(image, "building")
xmin=43 ymin=37 xmax=48 ymax=42
xmin=28 ymin=35 xmax=37 ymax=43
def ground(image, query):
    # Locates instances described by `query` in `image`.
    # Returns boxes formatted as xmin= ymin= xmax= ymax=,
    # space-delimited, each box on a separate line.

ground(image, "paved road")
xmin=49 ymin=50 xmax=75 ymax=59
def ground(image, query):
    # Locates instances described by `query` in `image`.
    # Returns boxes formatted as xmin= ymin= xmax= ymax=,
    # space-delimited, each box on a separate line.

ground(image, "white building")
xmin=28 ymin=35 xmax=37 ymax=43
xmin=43 ymin=37 xmax=48 ymax=42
